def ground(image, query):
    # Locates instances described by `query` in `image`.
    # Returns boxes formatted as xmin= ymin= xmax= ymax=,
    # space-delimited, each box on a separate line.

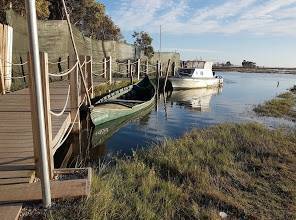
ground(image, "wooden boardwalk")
xmin=0 ymin=80 xmax=72 ymax=219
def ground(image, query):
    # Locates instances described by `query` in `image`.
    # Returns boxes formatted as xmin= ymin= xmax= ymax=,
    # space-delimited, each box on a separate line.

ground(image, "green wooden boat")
xmin=92 ymin=105 xmax=154 ymax=148
xmin=90 ymin=76 xmax=156 ymax=126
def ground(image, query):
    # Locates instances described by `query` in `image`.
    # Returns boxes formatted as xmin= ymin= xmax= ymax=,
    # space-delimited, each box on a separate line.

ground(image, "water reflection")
xmin=169 ymin=87 xmax=222 ymax=112
xmin=66 ymin=72 xmax=296 ymax=163
xmin=90 ymin=106 xmax=154 ymax=158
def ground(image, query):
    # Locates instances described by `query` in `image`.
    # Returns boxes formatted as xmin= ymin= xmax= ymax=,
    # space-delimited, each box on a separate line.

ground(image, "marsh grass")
xmin=254 ymin=90 xmax=296 ymax=119
xmin=47 ymin=123 xmax=296 ymax=220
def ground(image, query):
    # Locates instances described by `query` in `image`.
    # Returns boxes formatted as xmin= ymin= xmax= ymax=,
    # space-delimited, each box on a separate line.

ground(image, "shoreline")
xmin=213 ymin=67 xmax=296 ymax=74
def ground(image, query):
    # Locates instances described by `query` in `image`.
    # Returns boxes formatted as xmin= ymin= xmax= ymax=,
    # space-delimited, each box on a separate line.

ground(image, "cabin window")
xmin=178 ymin=69 xmax=195 ymax=77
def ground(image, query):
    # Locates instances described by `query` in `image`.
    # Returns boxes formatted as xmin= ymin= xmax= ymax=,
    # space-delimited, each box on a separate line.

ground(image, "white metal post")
xmin=25 ymin=0 xmax=51 ymax=208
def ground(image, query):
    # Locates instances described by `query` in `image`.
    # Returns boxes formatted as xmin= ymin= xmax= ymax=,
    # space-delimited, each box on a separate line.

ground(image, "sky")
xmin=100 ymin=0 xmax=296 ymax=67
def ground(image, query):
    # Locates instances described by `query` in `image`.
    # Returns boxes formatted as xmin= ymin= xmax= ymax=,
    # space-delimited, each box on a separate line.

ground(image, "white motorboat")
xmin=169 ymin=61 xmax=223 ymax=89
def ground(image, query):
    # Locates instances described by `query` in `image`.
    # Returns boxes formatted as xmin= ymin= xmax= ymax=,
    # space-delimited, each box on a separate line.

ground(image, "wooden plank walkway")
xmin=0 ymin=80 xmax=72 ymax=219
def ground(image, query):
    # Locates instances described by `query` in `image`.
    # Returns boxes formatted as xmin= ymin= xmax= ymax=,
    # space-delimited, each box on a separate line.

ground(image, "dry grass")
xmin=254 ymin=89 xmax=296 ymax=119
xmin=47 ymin=123 xmax=296 ymax=220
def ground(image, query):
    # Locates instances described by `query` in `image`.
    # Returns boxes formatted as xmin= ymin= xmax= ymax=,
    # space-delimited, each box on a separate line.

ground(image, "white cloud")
xmin=110 ymin=0 xmax=296 ymax=36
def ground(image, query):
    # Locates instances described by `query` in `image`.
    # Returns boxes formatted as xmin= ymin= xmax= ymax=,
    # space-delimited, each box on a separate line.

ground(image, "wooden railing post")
xmin=103 ymin=58 xmax=107 ymax=79
xmin=79 ymin=55 xmax=86 ymax=105
xmin=146 ymin=60 xmax=149 ymax=76
xmin=109 ymin=56 xmax=112 ymax=84
xmin=127 ymin=60 xmax=130 ymax=77
xmin=86 ymin=56 xmax=93 ymax=98
xmin=69 ymin=55 xmax=81 ymax=155
xmin=137 ymin=59 xmax=140 ymax=80
xmin=28 ymin=52 xmax=54 ymax=179
xmin=40 ymin=52 xmax=54 ymax=179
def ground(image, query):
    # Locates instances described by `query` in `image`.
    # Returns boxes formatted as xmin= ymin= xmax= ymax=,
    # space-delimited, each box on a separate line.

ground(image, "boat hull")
xmin=90 ymin=98 xmax=155 ymax=126
xmin=169 ymin=77 xmax=223 ymax=89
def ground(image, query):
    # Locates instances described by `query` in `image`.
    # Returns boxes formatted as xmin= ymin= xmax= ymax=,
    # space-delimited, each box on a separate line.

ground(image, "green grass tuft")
xmin=254 ymin=90 xmax=296 ymax=119
xmin=47 ymin=123 xmax=296 ymax=220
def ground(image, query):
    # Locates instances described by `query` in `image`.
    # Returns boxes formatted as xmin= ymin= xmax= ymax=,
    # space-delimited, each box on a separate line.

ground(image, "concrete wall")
xmin=151 ymin=52 xmax=180 ymax=67
xmin=5 ymin=10 xmax=139 ymax=75
xmin=5 ymin=10 xmax=180 ymax=79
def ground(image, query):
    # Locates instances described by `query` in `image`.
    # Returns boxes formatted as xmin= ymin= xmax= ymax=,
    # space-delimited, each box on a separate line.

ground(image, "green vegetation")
xmin=47 ymin=123 xmax=296 ymax=220
xmin=0 ymin=0 xmax=121 ymax=41
xmin=254 ymin=89 xmax=296 ymax=119
xmin=133 ymin=31 xmax=154 ymax=59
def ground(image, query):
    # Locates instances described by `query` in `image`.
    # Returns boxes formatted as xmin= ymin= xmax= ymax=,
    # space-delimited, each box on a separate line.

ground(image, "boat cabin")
xmin=177 ymin=61 xmax=214 ymax=78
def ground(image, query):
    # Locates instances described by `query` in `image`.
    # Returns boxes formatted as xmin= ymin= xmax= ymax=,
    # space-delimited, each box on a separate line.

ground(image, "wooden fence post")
xmin=130 ymin=63 xmax=134 ymax=84
xmin=86 ymin=56 xmax=93 ymax=98
xmin=40 ymin=52 xmax=54 ymax=179
xmin=103 ymin=58 xmax=107 ymax=79
xmin=172 ymin=62 xmax=176 ymax=76
xmin=69 ymin=55 xmax=81 ymax=156
xmin=28 ymin=52 xmax=54 ymax=179
xmin=137 ymin=59 xmax=140 ymax=80
xmin=79 ymin=55 xmax=86 ymax=105
xmin=146 ymin=60 xmax=149 ymax=76
xmin=109 ymin=56 xmax=112 ymax=84
xmin=0 ymin=24 xmax=6 ymax=94
xmin=127 ymin=60 xmax=130 ymax=77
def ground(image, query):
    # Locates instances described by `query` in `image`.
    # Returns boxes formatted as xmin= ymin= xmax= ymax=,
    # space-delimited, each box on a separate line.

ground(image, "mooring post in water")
xmin=163 ymin=59 xmax=171 ymax=94
xmin=25 ymin=0 xmax=51 ymax=208
xmin=156 ymin=60 xmax=160 ymax=97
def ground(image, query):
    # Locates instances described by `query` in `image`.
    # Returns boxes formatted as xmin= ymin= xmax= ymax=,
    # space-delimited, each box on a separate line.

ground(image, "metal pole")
xmin=25 ymin=0 xmax=51 ymax=208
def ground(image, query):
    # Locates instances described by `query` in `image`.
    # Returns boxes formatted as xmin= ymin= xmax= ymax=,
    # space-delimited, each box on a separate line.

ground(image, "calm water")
xmin=88 ymin=72 xmax=296 ymax=158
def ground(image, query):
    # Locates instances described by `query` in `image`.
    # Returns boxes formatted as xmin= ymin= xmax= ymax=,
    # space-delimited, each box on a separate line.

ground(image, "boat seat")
xmin=112 ymin=99 xmax=144 ymax=103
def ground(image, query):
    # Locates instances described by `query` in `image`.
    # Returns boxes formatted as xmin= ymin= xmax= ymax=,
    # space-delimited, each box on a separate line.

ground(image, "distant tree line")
xmin=0 ymin=0 xmax=122 ymax=41
xmin=242 ymin=60 xmax=256 ymax=68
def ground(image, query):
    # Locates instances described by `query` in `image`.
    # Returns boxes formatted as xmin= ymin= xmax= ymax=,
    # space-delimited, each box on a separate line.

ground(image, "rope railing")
xmin=93 ymin=72 xmax=105 ymax=77
xmin=48 ymin=61 xmax=78 ymax=77
xmin=93 ymin=58 xmax=110 ymax=65
xmin=53 ymin=94 xmax=86 ymax=152
xmin=112 ymin=70 xmax=128 ymax=75
xmin=0 ymin=57 xmax=28 ymax=66
xmin=11 ymin=75 xmax=28 ymax=79
xmin=49 ymin=84 xmax=71 ymax=117
xmin=48 ymin=58 xmax=68 ymax=65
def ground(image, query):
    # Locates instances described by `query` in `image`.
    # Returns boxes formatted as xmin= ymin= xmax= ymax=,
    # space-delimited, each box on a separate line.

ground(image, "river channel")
xmin=71 ymin=72 xmax=296 ymax=163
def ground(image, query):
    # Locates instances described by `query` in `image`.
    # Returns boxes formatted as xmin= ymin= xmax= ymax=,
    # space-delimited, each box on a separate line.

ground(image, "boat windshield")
xmin=178 ymin=68 xmax=195 ymax=77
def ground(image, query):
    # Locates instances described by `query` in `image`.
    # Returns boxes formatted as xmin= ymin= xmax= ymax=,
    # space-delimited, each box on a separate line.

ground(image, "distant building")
xmin=242 ymin=60 xmax=256 ymax=68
